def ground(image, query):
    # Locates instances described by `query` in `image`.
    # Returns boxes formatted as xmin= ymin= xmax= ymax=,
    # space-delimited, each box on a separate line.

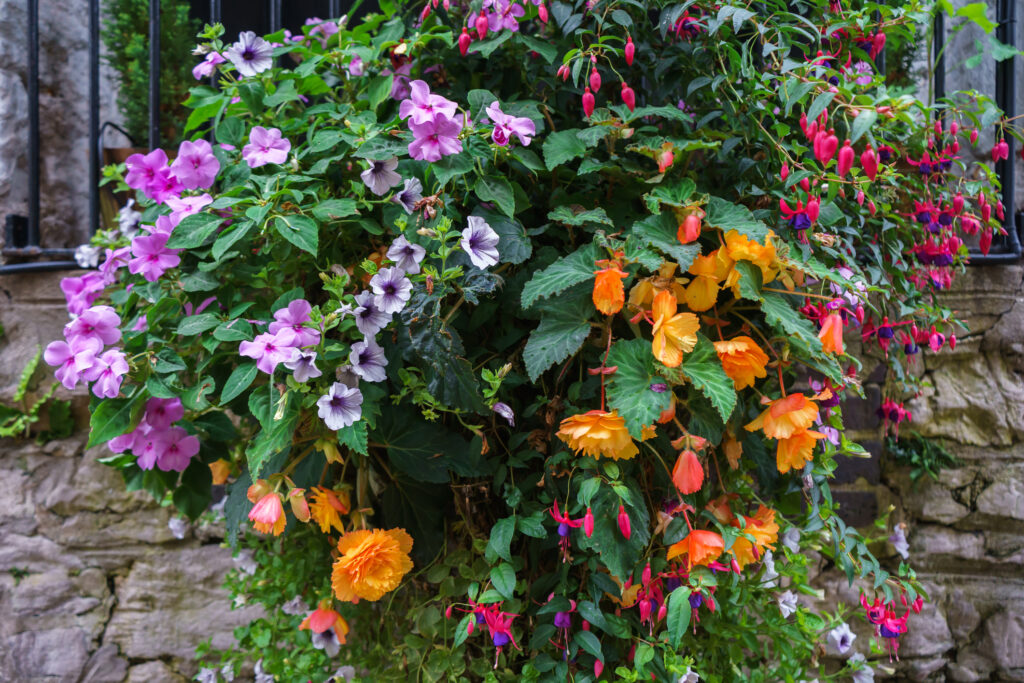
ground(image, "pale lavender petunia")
xmin=485 ymin=101 xmax=536 ymax=147
xmin=849 ymin=653 xmax=874 ymax=683
xmin=889 ymin=525 xmax=909 ymax=559
xmin=408 ymin=115 xmax=463 ymax=162
xmin=284 ymin=349 xmax=322 ymax=382
xmin=44 ymin=335 xmax=102 ymax=390
xmin=391 ymin=178 xmax=423 ymax=214
xmin=460 ymin=216 xmax=500 ymax=269
xmin=852 ymin=60 xmax=873 ymax=86
xmin=192 ymin=51 xmax=226 ymax=80
xmin=91 ymin=349 xmax=129 ymax=398
xmin=75 ymin=244 xmax=101 ymax=269
xmin=352 ymin=291 xmax=392 ymax=336
xmin=224 ymin=31 xmax=274 ymax=78
xmin=349 ymin=339 xmax=388 ymax=383
xmin=170 ymin=139 xmax=220 ymax=190
xmin=399 ymin=80 xmax=459 ymax=126
xmin=317 ymin=382 xmax=363 ymax=430
xmin=386 ymin=235 xmax=426 ymax=274
xmin=268 ymin=299 xmax=321 ymax=348
xmin=492 ymin=402 xmax=515 ymax=426
xmin=243 ymin=126 xmax=291 ymax=168
xmin=311 ymin=627 xmax=341 ymax=657
xmin=239 ymin=329 xmax=299 ymax=374
xmin=777 ymin=590 xmax=798 ymax=618
xmin=782 ymin=527 xmax=801 ymax=553
xmin=827 ymin=622 xmax=856 ymax=655
xmin=370 ymin=267 xmax=412 ymax=314
xmin=143 ymin=397 xmax=185 ymax=430
xmin=360 ymin=157 xmax=402 ymax=196
xmin=129 ymin=232 xmax=181 ymax=282
xmin=117 ymin=199 xmax=142 ymax=239
xmin=65 ymin=305 xmax=122 ymax=346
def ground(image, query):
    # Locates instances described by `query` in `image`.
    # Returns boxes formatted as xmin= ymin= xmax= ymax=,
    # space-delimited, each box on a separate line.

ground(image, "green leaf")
xmin=574 ymin=631 xmax=603 ymax=660
xmin=955 ymin=2 xmax=996 ymax=33
xmin=705 ymin=196 xmax=769 ymax=242
xmin=338 ymin=421 xmax=368 ymax=456
xmin=547 ymin=205 xmax=613 ymax=227
xmin=486 ymin=516 xmax=516 ymax=562
xmin=680 ymin=333 xmax=736 ymax=422
xmin=542 ymin=129 xmax=587 ymax=170
xmin=630 ymin=213 xmax=700 ymax=271
xmin=473 ymin=207 xmax=532 ymax=265
xmin=521 ymin=242 xmax=599 ymax=308
xmin=246 ymin=398 xmax=299 ymax=478
xmin=87 ymin=395 xmax=144 ymax=448
xmin=761 ymin=293 xmax=823 ymax=350
xmin=274 ymin=215 xmax=319 ymax=256
xmin=366 ymin=74 xmax=394 ymax=110
xmin=372 ymin=406 xmax=476 ymax=483
xmin=666 ymin=586 xmax=692 ymax=648
xmin=517 ymin=33 xmax=558 ymax=63
xmin=176 ymin=313 xmax=220 ymax=336
xmin=173 ymin=460 xmax=214 ymax=521
xmin=490 ymin=562 xmax=516 ymax=599
xmin=606 ymin=339 xmax=672 ymax=439
xmin=432 ymin=152 xmax=474 ymax=186
xmin=648 ymin=178 xmax=697 ymax=208
xmin=312 ymin=199 xmax=359 ymax=222
xmin=474 ymin=176 xmax=516 ymax=218
xmin=166 ymin=212 xmax=224 ymax=249
xmin=732 ymin=261 xmax=763 ymax=300
xmin=211 ymin=220 xmax=254 ymax=261
xmin=213 ymin=320 xmax=253 ymax=342
xmin=806 ymin=91 xmax=836 ymax=124
xmin=575 ymin=483 xmax=650 ymax=579
xmin=398 ymin=317 xmax=487 ymax=413
xmin=849 ymin=109 xmax=877 ymax=145
xmin=523 ymin=295 xmax=592 ymax=382
xmin=221 ymin=363 xmax=258 ymax=403
xmin=453 ymin=615 xmax=473 ymax=648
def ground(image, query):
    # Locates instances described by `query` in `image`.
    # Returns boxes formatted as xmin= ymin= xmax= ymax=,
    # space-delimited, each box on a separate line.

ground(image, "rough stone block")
xmin=832 ymin=490 xmax=878 ymax=527
xmin=977 ymin=609 xmax=1024 ymax=670
xmin=127 ymin=660 xmax=187 ymax=683
xmin=833 ymin=439 xmax=881 ymax=485
xmin=898 ymin=598 xmax=953 ymax=657
xmin=0 ymin=627 xmax=90 ymax=681
xmin=80 ymin=644 xmax=129 ymax=683
xmin=841 ymin=385 xmax=881 ymax=432
xmin=976 ymin=471 xmax=1024 ymax=521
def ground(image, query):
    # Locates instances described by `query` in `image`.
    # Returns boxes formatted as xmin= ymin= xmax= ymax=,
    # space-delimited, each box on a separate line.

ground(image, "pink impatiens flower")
xmin=64 ymin=305 xmax=122 ymax=346
xmin=484 ymin=101 xmax=536 ymax=147
xmin=129 ymin=232 xmax=181 ymax=282
xmin=399 ymin=80 xmax=459 ymax=126
xmin=124 ymin=149 xmax=168 ymax=194
xmin=144 ymin=397 xmax=185 ymax=431
xmin=486 ymin=0 xmax=525 ymax=32
xmin=408 ymin=114 xmax=463 ymax=162
xmin=152 ymin=426 xmax=200 ymax=471
xmin=91 ymin=349 xmax=130 ymax=398
xmin=242 ymin=126 xmax=291 ymax=168
xmin=60 ymin=272 xmax=106 ymax=316
xmin=192 ymin=51 xmax=226 ymax=80
xmin=240 ymin=330 xmax=299 ymax=374
xmin=170 ymin=139 xmax=220 ymax=190
xmin=165 ymin=194 xmax=214 ymax=224
xmin=44 ymin=335 xmax=103 ymax=390
xmin=268 ymin=299 xmax=321 ymax=348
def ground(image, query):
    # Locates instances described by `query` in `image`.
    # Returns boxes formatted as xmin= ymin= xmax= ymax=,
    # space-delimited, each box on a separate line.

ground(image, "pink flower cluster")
xmin=128 ymin=214 xmax=183 ymax=282
xmin=399 ymin=81 xmax=463 ymax=162
xmin=43 ymin=305 xmax=128 ymax=398
xmin=240 ymin=299 xmax=322 ymax=374
xmin=125 ymin=138 xmax=220 ymax=202
xmin=108 ymin=398 xmax=199 ymax=472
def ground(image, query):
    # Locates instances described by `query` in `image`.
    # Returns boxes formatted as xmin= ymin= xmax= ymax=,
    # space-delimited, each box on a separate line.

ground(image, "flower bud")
xmin=620 ymin=82 xmax=635 ymax=112
xmin=950 ymin=121 xmax=958 ymax=136
xmin=970 ymin=128 xmax=979 ymax=144
xmin=837 ymin=139 xmax=854 ymax=177
xmin=445 ymin=605 xmax=454 ymax=619
xmin=584 ymin=507 xmax=594 ymax=538
xmin=538 ymin=2 xmax=548 ymax=23
xmin=856 ymin=190 xmax=865 ymax=206
xmin=860 ymin=146 xmax=878 ymax=180
xmin=780 ymin=162 xmax=789 ymax=181
xmin=595 ymin=660 xmax=604 ymax=678
xmin=625 ymin=35 xmax=635 ymax=65
xmin=677 ymin=214 xmax=701 ymax=244
xmin=458 ymin=28 xmax=472 ymax=56
xmin=617 ymin=504 xmax=631 ymax=539
xmin=589 ymin=68 xmax=602 ymax=92
xmin=474 ymin=11 xmax=489 ymax=39
xmin=582 ymin=88 xmax=595 ymax=118
xmin=953 ymin=192 xmax=964 ymax=214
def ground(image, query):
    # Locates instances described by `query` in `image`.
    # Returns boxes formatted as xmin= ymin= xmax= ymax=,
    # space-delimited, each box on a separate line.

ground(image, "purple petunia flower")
xmin=370 ymin=267 xmax=413 ymax=315
xmin=485 ymin=101 xmax=536 ymax=146
xmin=170 ymin=139 xmax=220 ymax=190
xmin=777 ymin=590 xmax=798 ymax=618
xmin=391 ymin=178 xmax=423 ymax=214
xmin=460 ymin=216 xmax=500 ymax=269
xmin=129 ymin=232 xmax=181 ymax=282
xmin=827 ymin=622 xmax=857 ymax=655
xmin=284 ymin=349 xmax=322 ymax=382
xmin=349 ymin=339 xmax=388 ymax=383
xmin=192 ymin=51 xmax=226 ymax=80
xmin=317 ymin=382 xmax=363 ymax=430
xmin=65 ymin=305 xmax=121 ymax=346
xmin=44 ymin=335 xmax=102 ymax=390
xmin=352 ymin=291 xmax=392 ymax=337
xmin=399 ymin=80 xmax=459 ymax=126
xmin=243 ymin=126 xmax=291 ymax=168
xmin=408 ymin=115 xmax=463 ymax=162
xmin=852 ymin=60 xmax=873 ymax=86
xmin=360 ymin=157 xmax=402 ymax=196
xmin=492 ymin=402 xmax=515 ymax=426
xmin=268 ymin=299 xmax=321 ymax=348
xmin=386 ymin=235 xmax=426 ymax=274
xmin=239 ymin=329 xmax=299 ymax=374
xmin=224 ymin=31 xmax=274 ymax=78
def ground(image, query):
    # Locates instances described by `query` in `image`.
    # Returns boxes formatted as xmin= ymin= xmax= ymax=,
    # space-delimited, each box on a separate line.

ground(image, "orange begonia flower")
xmin=723 ymin=432 xmax=743 ymax=469
xmin=667 ymin=529 xmax=725 ymax=569
xmin=248 ymin=491 xmax=286 ymax=536
xmin=629 ymin=263 xmax=687 ymax=310
xmin=331 ymin=528 xmax=414 ymax=602
xmin=724 ymin=229 xmax=778 ymax=282
xmin=714 ymin=336 xmax=770 ymax=390
xmin=557 ymin=410 xmax=638 ymax=460
xmin=730 ymin=505 xmax=779 ymax=569
xmin=744 ymin=393 xmax=820 ymax=440
xmin=300 ymin=601 xmax=350 ymax=644
xmin=593 ymin=263 xmax=629 ymax=315
xmin=671 ymin=450 xmax=704 ymax=494
xmin=776 ymin=429 xmax=825 ymax=473
xmin=705 ymin=494 xmax=738 ymax=526
xmin=818 ymin=312 xmax=845 ymax=354
xmin=310 ymin=486 xmax=351 ymax=534
xmin=684 ymin=253 xmax=721 ymax=312
xmin=209 ymin=459 xmax=231 ymax=485
xmin=651 ymin=290 xmax=699 ymax=368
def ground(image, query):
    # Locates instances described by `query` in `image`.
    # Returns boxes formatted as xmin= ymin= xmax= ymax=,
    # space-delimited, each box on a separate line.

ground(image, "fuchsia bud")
xmin=621 ymin=83 xmax=635 ymax=112
xmin=458 ymin=28 xmax=472 ymax=56
xmin=475 ymin=11 xmax=489 ymax=39
xmin=538 ymin=2 xmax=548 ymax=23
xmin=952 ymin=140 xmax=960 ymax=153
xmin=780 ymin=162 xmax=789 ymax=181
xmin=855 ymin=305 xmax=866 ymax=324
xmin=625 ymin=35 xmax=635 ymax=65
xmin=980 ymin=228 xmax=993 ymax=255
xmin=642 ymin=563 xmax=652 ymax=585
xmin=589 ymin=68 xmax=602 ymax=92
xmin=871 ymin=31 xmax=887 ymax=58
xmin=860 ymin=146 xmax=878 ymax=180
xmin=420 ymin=3 xmax=431 ymax=20
xmin=583 ymin=507 xmax=594 ymax=538
xmin=856 ymin=190 xmax=865 ymax=206
xmin=953 ymin=192 xmax=964 ymax=214
xmin=657 ymin=602 xmax=668 ymax=621
xmin=556 ymin=64 xmax=570 ymax=81
xmin=617 ymin=504 xmax=631 ymax=539
xmin=869 ymin=200 xmax=877 ymax=216
xmin=992 ymin=139 xmax=1009 ymax=162
xmin=978 ymin=192 xmax=988 ymax=207
xmin=799 ymin=177 xmax=810 ymax=192
xmin=934 ymin=119 xmax=942 ymax=137
xmin=997 ymin=201 xmax=1005 ymax=220
xmin=806 ymin=196 xmax=820 ymax=223
xmin=970 ymin=128 xmax=979 ymax=144
xmin=468 ymin=620 xmax=475 ymax=634
xmin=582 ymin=620 xmax=590 ymax=631
xmin=799 ymin=113 xmax=809 ymax=137
xmin=982 ymin=203 xmax=992 ymax=224
xmin=582 ymin=88 xmax=595 ymax=118
xmin=950 ymin=121 xmax=959 ymax=136
xmin=731 ymin=557 xmax=742 ymax=574
xmin=837 ymin=139 xmax=854 ymax=177
xmin=595 ymin=660 xmax=604 ymax=678
xmin=949 ymin=335 xmax=957 ymax=351
xmin=445 ymin=605 xmax=454 ymax=618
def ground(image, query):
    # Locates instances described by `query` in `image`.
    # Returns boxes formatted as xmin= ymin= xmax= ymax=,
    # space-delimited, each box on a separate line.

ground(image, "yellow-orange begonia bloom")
xmin=667 ymin=529 xmax=725 ymax=569
xmin=629 ymin=263 xmax=687 ymax=310
xmin=714 ymin=336 xmax=770 ymax=390
xmin=331 ymin=528 xmax=414 ymax=602
xmin=651 ymin=290 xmax=699 ymax=368
xmin=310 ymin=486 xmax=351 ymax=534
xmin=724 ymin=229 xmax=778 ymax=282
xmin=818 ymin=312 xmax=845 ymax=354
xmin=776 ymin=429 xmax=825 ymax=473
xmin=730 ymin=505 xmax=779 ymax=568
xmin=684 ymin=253 xmax=721 ymax=312
xmin=557 ymin=410 xmax=639 ymax=460
xmin=744 ymin=393 xmax=820 ymax=440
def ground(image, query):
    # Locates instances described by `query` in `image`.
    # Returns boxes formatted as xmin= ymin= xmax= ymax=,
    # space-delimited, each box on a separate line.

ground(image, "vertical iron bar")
xmin=329 ymin=0 xmax=342 ymax=18
xmin=270 ymin=0 xmax=282 ymax=32
xmin=149 ymin=0 xmax=161 ymax=150
xmin=27 ymin=0 xmax=40 ymax=246
xmin=210 ymin=0 xmax=221 ymax=23
xmin=933 ymin=9 xmax=945 ymax=102
xmin=996 ymin=0 xmax=1018 ymax=253
xmin=89 ymin=0 xmax=100 ymax=236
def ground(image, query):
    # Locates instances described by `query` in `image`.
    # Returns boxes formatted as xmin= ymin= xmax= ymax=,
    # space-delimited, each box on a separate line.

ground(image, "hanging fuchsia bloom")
xmin=399 ymin=80 xmax=459 ymax=126
xmin=243 ymin=126 xmax=291 ymax=168
xmin=549 ymin=500 xmax=582 ymax=560
xmin=877 ymin=398 xmax=910 ymax=436
xmin=620 ymin=83 xmax=636 ymax=112
xmin=44 ymin=335 xmax=102 ymax=390
xmin=813 ymin=128 xmax=839 ymax=166
xmin=991 ymin=139 xmax=1009 ymax=162
xmin=483 ymin=608 xmax=520 ymax=651
xmin=589 ymin=67 xmax=601 ymax=93
xmin=861 ymin=145 xmax=879 ymax=180
xmin=484 ymin=102 xmax=536 ymax=147
xmin=240 ymin=329 xmax=299 ymax=374
xmin=192 ymin=51 xmax=226 ymax=80
xmin=129 ymin=232 xmax=181 ymax=282
xmin=269 ymin=299 xmax=321 ymax=348
xmin=474 ymin=10 xmax=489 ymax=39
xmin=836 ymin=140 xmax=854 ymax=177
xmin=582 ymin=88 xmax=595 ymax=118
xmin=779 ymin=196 xmax=818 ymax=234
xmin=625 ymin=35 xmax=635 ymax=65
xmin=408 ymin=114 xmax=463 ymax=162
xmin=170 ymin=139 xmax=220 ymax=189
xmin=583 ymin=507 xmax=594 ymax=538
xmin=64 ymin=305 xmax=121 ymax=346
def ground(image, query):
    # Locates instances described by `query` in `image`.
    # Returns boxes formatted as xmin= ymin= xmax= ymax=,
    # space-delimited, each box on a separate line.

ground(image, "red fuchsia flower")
xmin=906 ymin=151 xmax=940 ymax=177
xmin=583 ymin=507 xmax=594 ymax=538
xmin=836 ymin=139 xmax=854 ymax=177
xmin=879 ymin=606 xmax=910 ymax=661
xmin=582 ymin=88 xmax=596 ymax=118
xmin=876 ymin=398 xmax=910 ymax=437
xmin=779 ymin=196 xmax=819 ymax=236
xmin=673 ymin=10 xmax=703 ymax=39
xmin=548 ymin=596 xmax=576 ymax=656
xmin=860 ymin=145 xmax=879 ymax=180
xmin=549 ymin=500 xmax=583 ymax=560
xmin=483 ymin=608 xmax=520 ymax=665
xmin=620 ymin=82 xmax=636 ymax=112
xmin=625 ymin=35 xmax=635 ymax=65
xmin=458 ymin=28 xmax=472 ymax=55
xmin=617 ymin=504 xmax=631 ymax=539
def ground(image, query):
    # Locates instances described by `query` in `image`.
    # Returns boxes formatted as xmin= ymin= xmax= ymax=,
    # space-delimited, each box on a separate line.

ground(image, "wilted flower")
xmin=460 ymin=216 xmax=500 ymax=269
xmin=167 ymin=516 xmax=187 ymax=540
xmin=889 ymin=524 xmax=909 ymax=559
xmin=386 ymin=234 xmax=426 ymax=273
xmin=280 ymin=596 xmax=308 ymax=616
xmin=492 ymin=402 xmax=515 ymax=426
xmin=310 ymin=486 xmax=350 ymax=533
xmin=317 ymin=382 xmax=363 ymax=430
xmin=777 ymin=590 xmax=798 ymax=617
xmin=369 ymin=267 xmax=413 ymax=314
xmin=782 ymin=527 xmax=801 ymax=553
xmin=360 ymin=157 xmax=402 ymax=196
xmin=224 ymin=31 xmax=274 ymax=77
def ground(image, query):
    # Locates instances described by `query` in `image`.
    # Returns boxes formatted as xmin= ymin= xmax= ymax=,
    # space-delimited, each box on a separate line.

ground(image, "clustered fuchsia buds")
xmin=621 ymin=82 xmax=635 ymax=112
xmin=837 ymin=139 xmax=854 ymax=177
xmin=992 ymin=139 xmax=1009 ymax=162
xmin=625 ymin=35 xmax=635 ymax=65
xmin=458 ymin=28 xmax=472 ymax=56
xmin=861 ymin=145 xmax=879 ymax=180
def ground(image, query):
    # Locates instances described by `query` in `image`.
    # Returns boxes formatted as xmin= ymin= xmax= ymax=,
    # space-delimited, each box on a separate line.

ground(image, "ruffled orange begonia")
xmin=629 ymin=263 xmax=687 ymax=310
xmin=776 ymin=429 xmax=825 ymax=473
xmin=724 ymin=229 xmax=778 ymax=282
xmin=557 ymin=410 xmax=638 ymax=460
xmin=651 ymin=290 xmax=699 ymax=368
xmin=818 ymin=312 xmax=845 ymax=354
xmin=684 ymin=253 xmax=720 ymax=312
xmin=714 ymin=336 xmax=770 ymax=390
xmin=331 ymin=528 xmax=414 ymax=602
xmin=744 ymin=393 xmax=820 ymax=439
xmin=667 ymin=529 xmax=725 ymax=569
xmin=593 ymin=264 xmax=629 ymax=315
xmin=310 ymin=486 xmax=351 ymax=534
xmin=730 ymin=506 xmax=780 ymax=569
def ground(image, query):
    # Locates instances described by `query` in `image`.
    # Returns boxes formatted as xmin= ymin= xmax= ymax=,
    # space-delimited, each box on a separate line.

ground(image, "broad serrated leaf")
xmin=523 ymin=295 xmax=592 ymax=381
xmin=606 ymin=339 xmax=672 ymax=438
xmin=681 ymin=333 xmax=736 ymax=421
xmin=761 ymin=293 xmax=822 ymax=350
xmin=542 ymin=129 xmax=587 ymax=170
xmin=732 ymin=261 xmax=763 ymax=300
xmin=630 ymin=213 xmax=700 ymax=270
xmin=521 ymin=242 xmax=599 ymax=308
xmin=705 ymin=196 xmax=769 ymax=242
xmin=548 ymin=205 xmax=613 ymax=227
xmin=338 ymin=421 xmax=368 ymax=455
